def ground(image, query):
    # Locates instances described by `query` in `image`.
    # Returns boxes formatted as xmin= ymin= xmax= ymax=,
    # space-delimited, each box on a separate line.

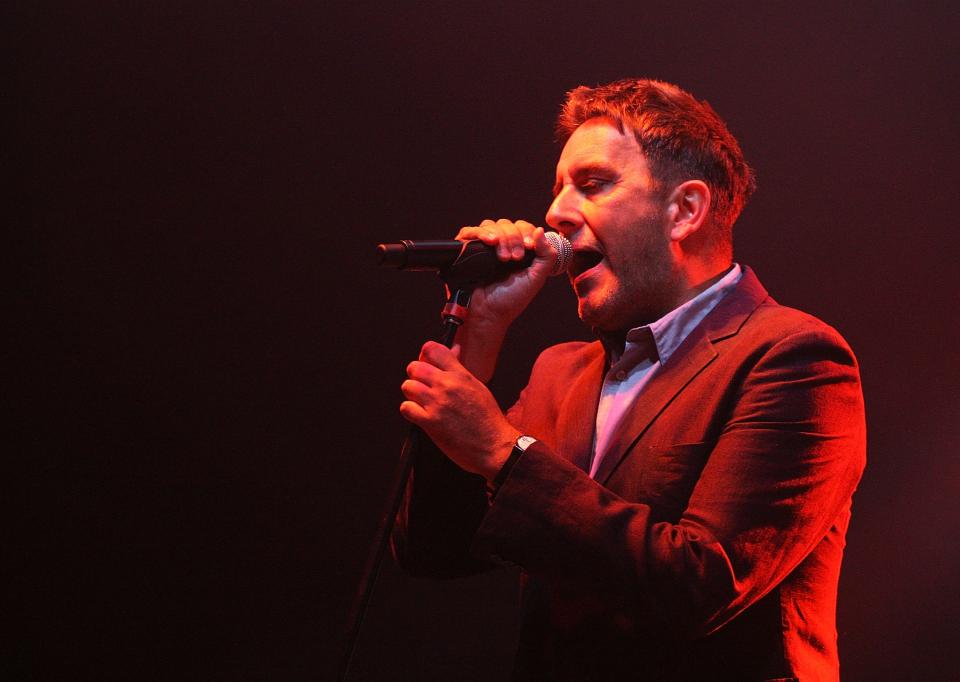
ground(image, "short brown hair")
xmin=557 ymin=79 xmax=756 ymax=252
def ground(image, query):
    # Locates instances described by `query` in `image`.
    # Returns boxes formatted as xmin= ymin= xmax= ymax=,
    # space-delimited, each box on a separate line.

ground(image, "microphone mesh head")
xmin=544 ymin=231 xmax=573 ymax=276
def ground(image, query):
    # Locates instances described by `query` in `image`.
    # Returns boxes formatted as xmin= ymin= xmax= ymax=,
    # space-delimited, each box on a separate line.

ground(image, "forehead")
xmin=556 ymin=117 xmax=649 ymax=176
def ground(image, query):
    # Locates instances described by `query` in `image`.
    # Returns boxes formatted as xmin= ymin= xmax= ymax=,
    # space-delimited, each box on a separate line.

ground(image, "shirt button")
xmin=616 ymin=370 xmax=626 ymax=380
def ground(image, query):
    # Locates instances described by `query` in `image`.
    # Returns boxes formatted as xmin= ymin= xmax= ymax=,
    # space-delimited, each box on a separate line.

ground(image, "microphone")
xmin=377 ymin=231 xmax=572 ymax=286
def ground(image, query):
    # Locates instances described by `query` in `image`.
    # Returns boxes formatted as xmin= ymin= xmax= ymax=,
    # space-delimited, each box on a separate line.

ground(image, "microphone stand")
xmin=338 ymin=285 xmax=473 ymax=682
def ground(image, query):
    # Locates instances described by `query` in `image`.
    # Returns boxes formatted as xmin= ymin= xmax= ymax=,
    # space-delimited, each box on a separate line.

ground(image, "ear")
xmin=666 ymin=180 xmax=711 ymax=243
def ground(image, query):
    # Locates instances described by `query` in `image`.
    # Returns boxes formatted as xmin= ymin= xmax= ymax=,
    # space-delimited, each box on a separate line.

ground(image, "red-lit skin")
xmin=400 ymin=118 xmax=723 ymax=482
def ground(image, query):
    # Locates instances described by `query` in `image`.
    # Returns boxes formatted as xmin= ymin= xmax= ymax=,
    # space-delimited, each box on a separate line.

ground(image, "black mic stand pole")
xmin=338 ymin=286 xmax=473 ymax=682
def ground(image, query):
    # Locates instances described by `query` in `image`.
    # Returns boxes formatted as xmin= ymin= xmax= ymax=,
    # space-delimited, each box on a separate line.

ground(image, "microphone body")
xmin=377 ymin=232 xmax=572 ymax=287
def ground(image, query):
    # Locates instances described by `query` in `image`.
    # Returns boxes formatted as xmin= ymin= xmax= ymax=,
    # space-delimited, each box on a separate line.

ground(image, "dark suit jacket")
xmin=394 ymin=268 xmax=866 ymax=681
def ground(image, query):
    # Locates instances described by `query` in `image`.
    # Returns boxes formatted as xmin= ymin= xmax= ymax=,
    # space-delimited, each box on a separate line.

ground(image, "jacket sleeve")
xmin=389 ymin=343 xmax=568 ymax=578
xmin=470 ymin=327 xmax=867 ymax=637
xmin=390 ymin=430 xmax=494 ymax=578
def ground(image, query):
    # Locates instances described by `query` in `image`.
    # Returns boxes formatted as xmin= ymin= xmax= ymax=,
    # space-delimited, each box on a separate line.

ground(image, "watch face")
xmin=517 ymin=435 xmax=537 ymax=450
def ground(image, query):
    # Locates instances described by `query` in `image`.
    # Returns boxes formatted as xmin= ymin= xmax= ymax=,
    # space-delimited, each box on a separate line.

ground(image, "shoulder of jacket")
xmin=752 ymin=299 xmax=849 ymax=340
xmin=535 ymin=339 xmax=602 ymax=366
xmin=737 ymin=299 xmax=857 ymax=361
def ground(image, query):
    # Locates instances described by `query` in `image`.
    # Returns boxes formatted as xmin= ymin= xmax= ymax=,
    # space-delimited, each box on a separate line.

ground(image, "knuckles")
xmin=459 ymin=219 xmax=538 ymax=240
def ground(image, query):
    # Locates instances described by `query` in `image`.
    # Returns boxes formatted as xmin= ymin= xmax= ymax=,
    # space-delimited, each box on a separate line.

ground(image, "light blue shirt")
xmin=589 ymin=264 xmax=744 ymax=478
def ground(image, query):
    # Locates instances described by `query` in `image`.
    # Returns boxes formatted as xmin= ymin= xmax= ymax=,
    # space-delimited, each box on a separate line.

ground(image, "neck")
xmin=598 ymin=260 xmax=735 ymax=340
xmin=676 ymin=261 xmax=734 ymax=307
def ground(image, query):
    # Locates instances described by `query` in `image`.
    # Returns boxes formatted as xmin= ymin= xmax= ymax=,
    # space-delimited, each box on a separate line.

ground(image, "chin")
xmin=578 ymin=290 xmax=650 ymax=333
xmin=573 ymin=276 xmax=625 ymax=330
xmin=577 ymin=298 xmax=614 ymax=331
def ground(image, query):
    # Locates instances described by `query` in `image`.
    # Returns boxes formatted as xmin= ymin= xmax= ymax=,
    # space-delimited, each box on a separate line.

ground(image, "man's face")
xmin=546 ymin=117 xmax=678 ymax=332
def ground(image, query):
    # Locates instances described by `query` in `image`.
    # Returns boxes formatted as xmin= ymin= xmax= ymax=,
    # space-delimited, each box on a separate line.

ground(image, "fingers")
xmin=532 ymin=226 xmax=551 ymax=259
xmin=456 ymin=219 xmax=544 ymax=262
xmin=418 ymin=341 xmax=462 ymax=371
xmin=400 ymin=378 xmax=430 ymax=403
xmin=403 ymin=344 xmax=463 ymax=405
xmin=402 ymin=342 xmax=469 ymax=413
xmin=401 ymin=357 xmax=439 ymax=421
xmin=399 ymin=399 xmax=428 ymax=425
xmin=400 ymin=344 xmax=464 ymax=425
xmin=405 ymin=359 xmax=440 ymax=386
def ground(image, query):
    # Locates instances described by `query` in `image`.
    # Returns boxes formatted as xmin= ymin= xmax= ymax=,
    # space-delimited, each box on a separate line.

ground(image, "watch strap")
xmin=487 ymin=435 xmax=536 ymax=501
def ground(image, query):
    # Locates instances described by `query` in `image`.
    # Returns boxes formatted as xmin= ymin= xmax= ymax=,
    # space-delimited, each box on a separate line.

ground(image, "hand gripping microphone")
xmin=377 ymin=231 xmax=572 ymax=288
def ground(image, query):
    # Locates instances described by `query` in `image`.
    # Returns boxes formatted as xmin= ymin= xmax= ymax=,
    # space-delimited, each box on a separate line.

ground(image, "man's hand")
xmin=452 ymin=219 xmax=559 ymax=382
xmin=400 ymin=341 xmax=520 ymax=482
xmin=455 ymin=219 xmax=557 ymax=331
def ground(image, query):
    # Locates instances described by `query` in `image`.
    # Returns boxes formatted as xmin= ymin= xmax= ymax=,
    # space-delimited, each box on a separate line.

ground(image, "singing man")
xmin=393 ymin=78 xmax=866 ymax=681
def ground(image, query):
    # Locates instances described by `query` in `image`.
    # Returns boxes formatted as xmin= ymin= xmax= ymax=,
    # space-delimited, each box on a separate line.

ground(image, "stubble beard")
xmin=576 ymin=224 xmax=678 ymax=333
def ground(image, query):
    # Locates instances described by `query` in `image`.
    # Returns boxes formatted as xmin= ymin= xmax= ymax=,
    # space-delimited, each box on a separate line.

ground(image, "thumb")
xmin=420 ymin=340 xmax=462 ymax=371
xmin=530 ymin=227 xmax=560 ymax=278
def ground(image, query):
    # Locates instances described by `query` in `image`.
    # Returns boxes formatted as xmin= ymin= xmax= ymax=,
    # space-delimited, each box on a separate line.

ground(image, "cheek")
xmin=615 ymin=226 xmax=671 ymax=280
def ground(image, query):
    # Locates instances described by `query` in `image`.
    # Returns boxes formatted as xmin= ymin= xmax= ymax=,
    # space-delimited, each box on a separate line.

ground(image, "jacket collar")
xmin=591 ymin=266 xmax=770 ymax=484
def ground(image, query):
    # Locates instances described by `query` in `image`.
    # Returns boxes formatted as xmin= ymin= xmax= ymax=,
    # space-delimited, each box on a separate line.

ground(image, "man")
xmin=393 ymin=79 xmax=866 ymax=681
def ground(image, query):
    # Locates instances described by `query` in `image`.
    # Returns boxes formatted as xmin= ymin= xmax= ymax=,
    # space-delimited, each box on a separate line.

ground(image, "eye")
xmin=579 ymin=178 xmax=611 ymax=194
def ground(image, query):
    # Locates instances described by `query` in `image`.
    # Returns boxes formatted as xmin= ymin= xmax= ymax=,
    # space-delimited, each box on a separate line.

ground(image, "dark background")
xmin=12 ymin=1 xmax=960 ymax=680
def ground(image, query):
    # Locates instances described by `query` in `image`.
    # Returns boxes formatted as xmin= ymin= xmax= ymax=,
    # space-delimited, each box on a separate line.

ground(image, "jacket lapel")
xmin=593 ymin=267 xmax=770 ymax=485
xmin=593 ymin=330 xmax=717 ymax=484
xmin=555 ymin=344 xmax=605 ymax=472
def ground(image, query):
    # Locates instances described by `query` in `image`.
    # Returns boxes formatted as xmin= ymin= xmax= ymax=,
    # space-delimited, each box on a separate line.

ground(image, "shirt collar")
xmin=603 ymin=263 xmax=743 ymax=367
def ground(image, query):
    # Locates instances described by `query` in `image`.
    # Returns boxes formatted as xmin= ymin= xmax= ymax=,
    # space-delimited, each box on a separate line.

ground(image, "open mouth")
xmin=570 ymin=249 xmax=604 ymax=280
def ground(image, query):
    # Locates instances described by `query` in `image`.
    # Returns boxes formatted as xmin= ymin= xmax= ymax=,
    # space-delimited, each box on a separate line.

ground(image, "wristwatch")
xmin=487 ymin=435 xmax=537 ymax=500
xmin=515 ymin=435 xmax=537 ymax=452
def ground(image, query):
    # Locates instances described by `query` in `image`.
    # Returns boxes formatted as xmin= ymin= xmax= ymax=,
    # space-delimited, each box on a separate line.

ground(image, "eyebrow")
xmin=552 ymin=163 xmax=618 ymax=197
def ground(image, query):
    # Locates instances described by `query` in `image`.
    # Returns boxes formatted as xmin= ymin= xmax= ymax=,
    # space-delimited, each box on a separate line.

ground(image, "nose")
xmin=545 ymin=185 xmax=583 ymax=237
